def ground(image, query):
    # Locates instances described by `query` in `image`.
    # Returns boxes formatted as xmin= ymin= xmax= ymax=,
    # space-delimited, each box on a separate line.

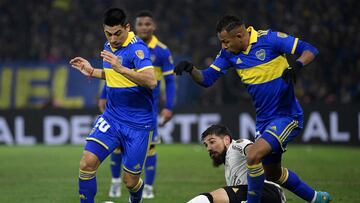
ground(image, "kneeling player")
xmin=187 ymin=124 xmax=286 ymax=203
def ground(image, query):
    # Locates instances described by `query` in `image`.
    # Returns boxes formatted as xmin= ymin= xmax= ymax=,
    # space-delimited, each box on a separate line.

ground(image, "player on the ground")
xmin=175 ymin=15 xmax=331 ymax=203
xmin=187 ymin=124 xmax=286 ymax=203
xmin=98 ymin=10 xmax=176 ymax=199
xmin=70 ymin=8 xmax=157 ymax=203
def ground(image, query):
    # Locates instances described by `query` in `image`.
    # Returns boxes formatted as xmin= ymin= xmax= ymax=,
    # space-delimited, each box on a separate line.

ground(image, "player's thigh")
xmin=120 ymin=126 xmax=153 ymax=174
xmin=84 ymin=116 xmax=121 ymax=162
xmin=209 ymin=188 xmax=229 ymax=203
xmin=260 ymin=117 xmax=301 ymax=154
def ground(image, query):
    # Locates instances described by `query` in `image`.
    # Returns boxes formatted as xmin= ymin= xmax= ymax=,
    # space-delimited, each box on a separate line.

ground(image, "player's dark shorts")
xmin=223 ymin=182 xmax=286 ymax=203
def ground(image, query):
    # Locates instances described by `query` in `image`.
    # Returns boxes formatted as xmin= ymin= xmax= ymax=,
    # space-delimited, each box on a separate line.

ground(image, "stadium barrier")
xmin=0 ymin=104 xmax=359 ymax=145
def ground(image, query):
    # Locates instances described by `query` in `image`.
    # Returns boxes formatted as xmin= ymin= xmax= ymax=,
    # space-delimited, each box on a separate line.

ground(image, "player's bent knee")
xmin=246 ymin=150 xmax=262 ymax=165
xmin=187 ymin=193 xmax=213 ymax=203
xmin=79 ymin=151 xmax=100 ymax=171
xmin=123 ymin=172 xmax=141 ymax=189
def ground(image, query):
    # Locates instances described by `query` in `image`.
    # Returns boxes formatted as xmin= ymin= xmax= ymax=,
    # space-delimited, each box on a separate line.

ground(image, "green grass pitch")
xmin=0 ymin=144 xmax=359 ymax=202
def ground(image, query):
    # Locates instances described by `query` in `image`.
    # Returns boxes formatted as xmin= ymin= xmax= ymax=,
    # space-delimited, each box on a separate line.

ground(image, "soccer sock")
xmin=110 ymin=148 xmax=122 ymax=178
xmin=277 ymin=167 xmax=315 ymax=202
xmin=129 ymin=178 xmax=144 ymax=203
xmin=79 ymin=169 xmax=97 ymax=203
xmin=144 ymin=147 xmax=157 ymax=186
xmin=247 ymin=163 xmax=265 ymax=203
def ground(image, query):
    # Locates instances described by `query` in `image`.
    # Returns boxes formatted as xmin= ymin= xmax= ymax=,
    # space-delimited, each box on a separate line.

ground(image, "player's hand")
xmin=101 ymin=50 xmax=124 ymax=73
xmin=159 ymin=108 xmax=173 ymax=126
xmin=281 ymin=61 xmax=303 ymax=84
xmin=69 ymin=57 xmax=94 ymax=76
xmin=174 ymin=61 xmax=193 ymax=75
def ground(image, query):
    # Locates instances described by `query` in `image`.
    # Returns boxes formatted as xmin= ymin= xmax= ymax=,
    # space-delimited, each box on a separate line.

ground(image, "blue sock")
xmin=278 ymin=167 xmax=315 ymax=202
xmin=145 ymin=151 xmax=157 ymax=186
xmin=79 ymin=170 xmax=97 ymax=203
xmin=129 ymin=178 xmax=144 ymax=203
xmin=110 ymin=148 xmax=122 ymax=178
xmin=247 ymin=163 xmax=265 ymax=203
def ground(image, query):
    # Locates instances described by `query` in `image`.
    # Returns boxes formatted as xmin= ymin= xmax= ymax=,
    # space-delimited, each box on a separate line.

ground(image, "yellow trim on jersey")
xmin=137 ymin=65 xmax=154 ymax=72
xmin=242 ymin=26 xmax=258 ymax=55
xmin=147 ymin=35 xmax=159 ymax=49
xmin=163 ymin=70 xmax=174 ymax=76
xmin=291 ymin=38 xmax=299 ymax=54
xmin=210 ymin=64 xmax=221 ymax=71
xmin=236 ymin=55 xmax=289 ymax=84
xmin=154 ymin=66 xmax=162 ymax=80
xmin=113 ymin=147 xmax=121 ymax=154
xmin=104 ymin=68 xmax=138 ymax=88
xmin=122 ymin=32 xmax=136 ymax=47
xmin=86 ymin=138 xmax=109 ymax=150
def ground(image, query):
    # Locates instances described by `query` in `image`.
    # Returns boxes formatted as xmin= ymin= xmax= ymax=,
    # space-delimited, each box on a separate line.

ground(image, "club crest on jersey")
xmin=256 ymin=49 xmax=266 ymax=61
xmin=135 ymin=50 xmax=145 ymax=59
xmin=117 ymin=55 xmax=123 ymax=64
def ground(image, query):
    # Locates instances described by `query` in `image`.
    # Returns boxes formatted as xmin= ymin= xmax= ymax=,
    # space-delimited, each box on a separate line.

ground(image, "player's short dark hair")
xmin=216 ymin=15 xmax=244 ymax=33
xmin=103 ymin=8 xmax=128 ymax=26
xmin=201 ymin=124 xmax=232 ymax=140
xmin=136 ymin=10 xmax=153 ymax=19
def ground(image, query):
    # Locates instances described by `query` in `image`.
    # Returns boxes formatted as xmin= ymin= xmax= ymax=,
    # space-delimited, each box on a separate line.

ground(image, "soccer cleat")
xmin=142 ymin=184 xmax=155 ymax=199
xmin=314 ymin=191 xmax=332 ymax=203
xmin=108 ymin=178 xmax=122 ymax=198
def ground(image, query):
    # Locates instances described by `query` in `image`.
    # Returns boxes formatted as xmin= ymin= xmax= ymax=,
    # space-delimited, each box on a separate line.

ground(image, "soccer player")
xmin=187 ymin=124 xmax=286 ymax=203
xmin=100 ymin=10 xmax=176 ymax=199
xmin=69 ymin=8 xmax=157 ymax=203
xmin=175 ymin=15 xmax=332 ymax=203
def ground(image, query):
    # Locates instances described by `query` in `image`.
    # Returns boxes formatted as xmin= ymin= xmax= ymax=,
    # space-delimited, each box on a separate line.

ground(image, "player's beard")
xmin=210 ymin=148 xmax=227 ymax=167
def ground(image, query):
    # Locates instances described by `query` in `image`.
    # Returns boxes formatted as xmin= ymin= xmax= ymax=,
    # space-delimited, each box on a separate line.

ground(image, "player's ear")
xmin=224 ymin=134 xmax=231 ymax=145
xmin=125 ymin=23 xmax=131 ymax=31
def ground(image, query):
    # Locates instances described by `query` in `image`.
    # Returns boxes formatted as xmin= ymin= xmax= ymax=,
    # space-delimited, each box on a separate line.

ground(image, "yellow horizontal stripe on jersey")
xmin=236 ymin=55 xmax=289 ymax=84
xmin=154 ymin=66 xmax=162 ymax=80
xmin=104 ymin=68 xmax=138 ymax=88
xmin=137 ymin=66 xmax=153 ymax=72
xmin=210 ymin=64 xmax=221 ymax=71
xmin=163 ymin=70 xmax=174 ymax=76
xmin=291 ymin=38 xmax=299 ymax=54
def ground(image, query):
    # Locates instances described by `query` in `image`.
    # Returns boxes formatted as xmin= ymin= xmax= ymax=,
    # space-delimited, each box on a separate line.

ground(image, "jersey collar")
xmin=122 ymin=31 xmax=136 ymax=47
xmin=147 ymin=35 xmax=158 ymax=49
xmin=242 ymin=26 xmax=258 ymax=55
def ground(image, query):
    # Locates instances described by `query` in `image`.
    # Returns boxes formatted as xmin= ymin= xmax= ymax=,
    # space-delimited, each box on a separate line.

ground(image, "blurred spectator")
xmin=0 ymin=0 xmax=359 ymax=105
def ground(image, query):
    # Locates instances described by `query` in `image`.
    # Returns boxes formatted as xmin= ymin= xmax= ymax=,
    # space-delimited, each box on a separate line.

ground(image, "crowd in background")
xmin=1 ymin=0 xmax=359 ymax=106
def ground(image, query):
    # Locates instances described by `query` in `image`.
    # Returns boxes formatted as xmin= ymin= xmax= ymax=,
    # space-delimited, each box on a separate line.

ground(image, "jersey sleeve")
xmin=160 ymin=48 xmax=175 ymax=76
xmin=267 ymin=30 xmax=318 ymax=56
xmin=201 ymin=50 xmax=230 ymax=87
xmin=131 ymin=43 xmax=153 ymax=72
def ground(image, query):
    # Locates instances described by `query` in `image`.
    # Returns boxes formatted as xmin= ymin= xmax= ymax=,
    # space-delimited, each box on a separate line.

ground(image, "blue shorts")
xmin=84 ymin=116 xmax=153 ymax=174
xmin=256 ymin=116 xmax=303 ymax=165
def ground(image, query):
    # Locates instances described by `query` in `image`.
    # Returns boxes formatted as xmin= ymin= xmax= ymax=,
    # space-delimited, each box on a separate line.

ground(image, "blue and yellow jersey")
xmin=204 ymin=27 xmax=318 ymax=124
xmin=102 ymin=31 xmax=155 ymax=129
xmin=147 ymin=35 xmax=175 ymax=110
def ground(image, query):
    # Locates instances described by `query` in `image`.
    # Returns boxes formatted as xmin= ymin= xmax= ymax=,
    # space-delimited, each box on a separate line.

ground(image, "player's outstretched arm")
xmin=69 ymin=57 xmax=105 ymax=79
xmin=174 ymin=61 xmax=205 ymax=85
xmin=101 ymin=50 xmax=157 ymax=89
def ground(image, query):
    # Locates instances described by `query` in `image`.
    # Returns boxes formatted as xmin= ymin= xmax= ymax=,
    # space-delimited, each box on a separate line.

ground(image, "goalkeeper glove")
xmin=282 ymin=60 xmax=303 ymax=84
xmin=174 ymin=61 xmax=194 ymax=75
